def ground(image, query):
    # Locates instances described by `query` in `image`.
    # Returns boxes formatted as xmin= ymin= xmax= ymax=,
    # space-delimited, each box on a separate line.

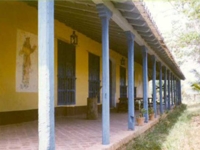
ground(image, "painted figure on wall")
xmin=19 ymin=37 xmax=37 ymax=88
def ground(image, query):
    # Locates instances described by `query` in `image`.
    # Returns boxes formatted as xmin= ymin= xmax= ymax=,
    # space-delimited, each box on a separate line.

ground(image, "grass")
xmin=127 ymin=103 xmax=200 ymax=150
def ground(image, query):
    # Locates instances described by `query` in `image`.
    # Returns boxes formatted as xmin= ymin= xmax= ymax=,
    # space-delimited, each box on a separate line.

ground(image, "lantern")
xmin=70 ymin=31 xmax=78 ymax=46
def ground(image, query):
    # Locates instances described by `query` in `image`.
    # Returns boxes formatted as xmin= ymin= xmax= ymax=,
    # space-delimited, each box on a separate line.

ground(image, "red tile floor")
xmin=0 ymin=112 xmax=160 ymax=150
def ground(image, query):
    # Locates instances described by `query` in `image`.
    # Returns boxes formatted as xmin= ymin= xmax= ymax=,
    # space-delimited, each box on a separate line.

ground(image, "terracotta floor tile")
xmin=0 ymin=109 xmax=164 ymax=150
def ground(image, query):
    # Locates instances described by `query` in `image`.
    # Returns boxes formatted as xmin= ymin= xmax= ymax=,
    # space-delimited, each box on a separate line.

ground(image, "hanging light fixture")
xmin=70 ymin=31 xmax=78 ymax=46
xmin=121 ymin=57 xmax=125 ymax=66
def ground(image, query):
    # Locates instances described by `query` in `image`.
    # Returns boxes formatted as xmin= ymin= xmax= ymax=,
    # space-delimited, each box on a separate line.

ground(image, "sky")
xmin=143 ymin=1 xmax=189 ymax=36
xmin=144 ymin=1 xmax=175 ymax=33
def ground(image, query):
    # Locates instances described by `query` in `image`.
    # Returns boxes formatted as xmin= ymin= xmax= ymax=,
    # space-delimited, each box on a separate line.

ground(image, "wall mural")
xmin=16 ymin=29 xmax=38 ymax=92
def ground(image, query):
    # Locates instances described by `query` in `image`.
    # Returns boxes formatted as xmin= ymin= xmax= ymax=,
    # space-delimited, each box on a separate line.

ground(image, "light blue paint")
xmin=179 ymin=80 xmax=182 ymax=104
xmin=172 ymin=76 xmax=174 ymax=105
xmin=180 ymin=81 xmax=181 ymax=104
xmin=175 ymin=79 xmax=177 ymax=104
xmin=159 ymin=62 xmax=163 ymax=115
xmin=142 ymin=46 xmax=148 ymax=123
xmin=172 ymin=75 xmax=174 ymax=106
xmin=38 ymin=1 xmax=55 ymax=150
xmin=96 ymin=4 xmax=112 ymax=145
xmin=176 ymin=79 xmax=178 ymax=105
xmin=151 ymin=55 xmax=157 ymax=118
xmin=126 ymin=31 xmax=135 ymax=130
xmin=171 ymin=74 xmax=173 ymax=106
xmin=167 ymin=71 xmax=171 ymax=110
xmin=164 ymin=67 xmax=167 ymax=110
xmin=175 ymin=79 xmax=177 ymax=105
xmin=174 ymin=77 xmax=178 ymax=106
xmin=178 ymin=80 xmax=180 ymax=104
xmin=172 ymin=75 xmax=176 ymax=105
xmin=172 ymin=76 xmax=176 ymax=105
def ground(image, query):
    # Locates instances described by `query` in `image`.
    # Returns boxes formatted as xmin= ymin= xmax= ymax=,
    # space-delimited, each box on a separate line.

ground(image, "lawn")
xmin=127 ymin=103 xmax=200 ymax=150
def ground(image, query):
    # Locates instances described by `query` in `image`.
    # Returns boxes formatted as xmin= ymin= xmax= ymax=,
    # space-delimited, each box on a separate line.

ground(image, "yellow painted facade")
xmin=0 ymin=1 xmax=144 ymax=112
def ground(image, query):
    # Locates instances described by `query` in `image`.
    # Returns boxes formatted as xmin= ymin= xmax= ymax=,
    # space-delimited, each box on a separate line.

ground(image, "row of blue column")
xmin=38 ymin=2 xmax=182 ymax=149
xmin=96 ymin=4 xmax=183 ymax=143
xmin=150 ymin=53 xmax=182 ymax=121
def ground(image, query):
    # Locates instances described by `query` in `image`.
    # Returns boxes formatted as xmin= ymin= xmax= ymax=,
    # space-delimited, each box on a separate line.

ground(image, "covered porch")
xmin=0 ymin=112 xmax=161 ymax=150
xmin=0 ymin=0 xmax=185 ymax=149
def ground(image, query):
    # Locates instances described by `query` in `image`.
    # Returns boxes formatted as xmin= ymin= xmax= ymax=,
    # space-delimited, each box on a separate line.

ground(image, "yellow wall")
xmin=0 ymin=2 xmax=38 ymax=112
xmin=0 ymin=1 xmax=144 ymax=112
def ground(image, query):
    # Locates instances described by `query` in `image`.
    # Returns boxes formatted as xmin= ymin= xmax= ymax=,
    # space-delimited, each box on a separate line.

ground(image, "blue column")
xmin=174 ymin=77 xmax=177 ymax=105
xmin=126 ymin=31 xmax=135 ymax=130
xmin=158 ymin=62 xmax=163 ymax=114
xmin=173 ymin=76 xmax=176 ymax=106
xmin=171 ymin=74 xmax=173 ymax=106
xmin=175 ymin=78 xmax=178 ymax=105
xmin=172 ymin=75 xmax=175 ymax=106
xmin=168 ymin=70 xmax=171 ymax=110
xmin=176 ymin=78 xmax=180 ymax=105
xmin=173 ymin=75 xmax=175 ymax=105
xmin=177 ymin=80 xmax=179 ymax=104
xmin=179 ymin=80 xmax=182 ymax=104
xmin=164 ymin=66 xmax=167 ymax=111
xmin=38 ymin=1 xmax=55 ymax=150
xmin=142 ymin=46 xmax=148 ymax=123
xmin=151 ymin=55 xmax=157 ymax=117
xmin=96 ymin=4 xmax=112 ymax=145
xmin=173 ymin=75 xmax=176 ymax=106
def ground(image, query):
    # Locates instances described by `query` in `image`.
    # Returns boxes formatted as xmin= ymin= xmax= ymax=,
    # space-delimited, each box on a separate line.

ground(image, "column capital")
xmin=125 ymin=31 xmax=135 ymax=42
xmin=96 ymin=4 xmax=112 ymax=19
xmin=141 ymin=46 xmax=148 ymax=53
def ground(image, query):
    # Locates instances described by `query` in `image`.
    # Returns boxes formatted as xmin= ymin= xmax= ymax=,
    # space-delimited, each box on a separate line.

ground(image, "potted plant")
xmin=149 ymin=107 xmax=154 ymax=120
xmin=136 ymin=108 xmax=147 ymax=126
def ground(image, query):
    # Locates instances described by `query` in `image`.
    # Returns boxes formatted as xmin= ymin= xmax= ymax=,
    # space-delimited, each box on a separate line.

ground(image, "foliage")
xmin=149 ymin=107 xmax=154 ymax=114
xmin=178 ymin=0 xmax=200 ymax=20
xmin=162 ymin=0 xmax=200 ymax=100
xmin=190 ymin=69 xmax=200 ymax=92
xmin=144 ymin=0 xmax=200 ymax=101
xmin=138 ymin=108 xmax=147 ymax=117
xmin=155 ymin=80 xmax=164 ymax=92
xmin=191 ymin=83 xmax=200 ymax=91
xmin=127 ymin=104 xmax=189 ymax=150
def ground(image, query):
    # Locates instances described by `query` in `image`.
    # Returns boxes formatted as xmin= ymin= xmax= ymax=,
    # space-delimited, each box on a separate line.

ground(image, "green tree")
xmin=159 ymin=1 xmax=199 ymax=93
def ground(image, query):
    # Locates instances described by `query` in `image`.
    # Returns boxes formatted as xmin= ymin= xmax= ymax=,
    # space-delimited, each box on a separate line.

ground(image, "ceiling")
xmin=25 ymin=0 xmax=185 ymax=80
